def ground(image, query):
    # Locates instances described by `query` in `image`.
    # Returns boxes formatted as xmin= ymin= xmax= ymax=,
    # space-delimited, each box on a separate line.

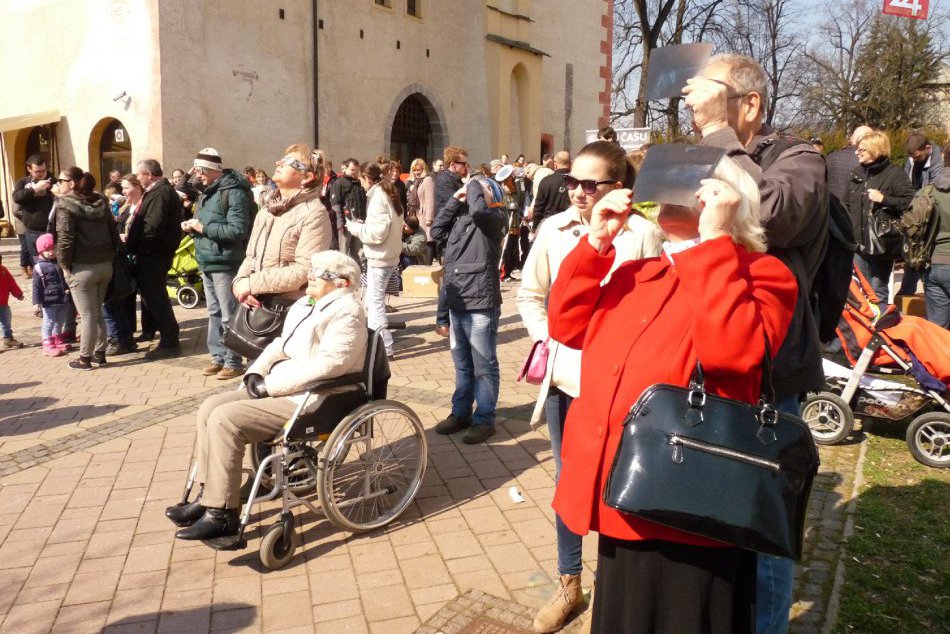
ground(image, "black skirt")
xmin=591 ymin=537 xmax=756 ymax=634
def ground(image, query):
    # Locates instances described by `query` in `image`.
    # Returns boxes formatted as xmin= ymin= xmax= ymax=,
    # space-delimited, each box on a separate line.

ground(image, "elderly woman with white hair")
xmin=547 ymin=156 xmax=798 ymax=633
xmin=167 ymin=250 xmax=366 ymax=542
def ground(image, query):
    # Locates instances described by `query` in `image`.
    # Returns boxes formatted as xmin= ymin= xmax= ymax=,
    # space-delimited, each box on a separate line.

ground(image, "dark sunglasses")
xmin=564 ymin=175 xmax=614 ymax=195
xmin=56 ymin=178 xmax=72 ymax=184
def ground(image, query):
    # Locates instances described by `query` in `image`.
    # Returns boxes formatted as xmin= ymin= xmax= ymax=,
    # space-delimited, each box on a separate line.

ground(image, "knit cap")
xmin=193 ymin=148 xmax=223 ymax=172
xmin=36 ymin=233 xmax=54 ymax=254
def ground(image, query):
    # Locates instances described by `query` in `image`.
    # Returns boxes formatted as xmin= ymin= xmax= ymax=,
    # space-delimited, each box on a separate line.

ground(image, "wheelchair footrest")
xmin=203 ymin=534 xmax=247 ymax=551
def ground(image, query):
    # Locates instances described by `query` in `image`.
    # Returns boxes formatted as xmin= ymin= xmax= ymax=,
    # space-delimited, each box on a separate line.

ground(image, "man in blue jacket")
xmin=431 ymin=151 xmax=507 ymax=444
xmin=182 ymin=148 xmax=252 ymax=379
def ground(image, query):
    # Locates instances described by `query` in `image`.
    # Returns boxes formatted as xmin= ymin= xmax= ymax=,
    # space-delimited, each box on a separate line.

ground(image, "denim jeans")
xmin=103 ymin=299 xmax=133 ymax=342
xmin=449 ymin=308 xmax=501 ymax=427
xmin=756 ymin=393 xmax=799 ymax=634
xmin=365 ymin=265 xmax=395 ymax=354
xmin=17 ymin=234 xmax=32 ymax=268
xmin=0 ymin=305 xmax=12 ymax=338
xmin=544 ymin=388 xmax=584 ymax=576
xmin=41 ymin=304 xmax=67 ymax=339
xmin=436 ymin=282 xmax=450 ymax=328
xmin=924 ymin=264 xmax=950 ymax=328
xmin=854 ymin=253 xmax=893 ymax=303
xmin=203 ymin=270 xmax=242 ymax=369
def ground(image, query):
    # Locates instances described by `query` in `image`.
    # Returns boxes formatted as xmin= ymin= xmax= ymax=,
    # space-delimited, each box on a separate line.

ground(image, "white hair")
xmin=712 ymin=156 xmax=767 ymax=253
xmin=310 ymin=250 xmax=362 ymax=290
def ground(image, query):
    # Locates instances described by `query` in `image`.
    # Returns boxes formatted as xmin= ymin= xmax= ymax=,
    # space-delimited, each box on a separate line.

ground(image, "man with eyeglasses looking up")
xmin=684 ymin=53 xmax=829 ymax=634
xmin=127 ymin=157 xmax=183 ymax=359
xmin=432 ymin=146 xmax=470 ymax=336
xmin=182 ymin=148 xmax=252 ymax=380
xmin=12 ymin=155 xmax=56 ymax=277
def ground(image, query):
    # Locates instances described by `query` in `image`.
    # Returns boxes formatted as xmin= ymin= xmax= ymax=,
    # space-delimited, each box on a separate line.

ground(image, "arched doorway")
xmin=25 ymin=126 xmax=55 ymax=168
xmin=88 ymin=118 xmax=131 ymax=188
xmin=390 ymin=94 xmax=433 ymax=166
xmin=509 ymin=63 xmax=530 ymax=156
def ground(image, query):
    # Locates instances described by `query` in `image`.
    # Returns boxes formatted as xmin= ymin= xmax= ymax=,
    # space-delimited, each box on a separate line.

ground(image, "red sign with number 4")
xmin=882 ymin=0 xmax=929 ymax=19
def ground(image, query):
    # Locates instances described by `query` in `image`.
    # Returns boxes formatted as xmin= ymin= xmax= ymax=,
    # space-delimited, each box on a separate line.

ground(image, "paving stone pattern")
xmin=0 ymin=239 xmax=865 ymax=633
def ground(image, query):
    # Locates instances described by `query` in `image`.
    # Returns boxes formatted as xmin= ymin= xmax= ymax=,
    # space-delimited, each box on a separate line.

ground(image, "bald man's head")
xmin=554 ymin=151 xmax=571 ymax=168
xmin=850 ymin=126 xmax=873 ymax=147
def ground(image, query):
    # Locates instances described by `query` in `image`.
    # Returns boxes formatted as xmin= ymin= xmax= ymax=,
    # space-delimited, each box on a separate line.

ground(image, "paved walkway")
xmin=0 ymin=237 xmax=864 ymax=633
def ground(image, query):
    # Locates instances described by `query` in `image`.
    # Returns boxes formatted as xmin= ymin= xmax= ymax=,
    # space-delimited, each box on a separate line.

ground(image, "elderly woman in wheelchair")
xmin=167 ymin=250 xmax=367 ymax=541
xmin=166 ymin=250 xmax=427 ymax=567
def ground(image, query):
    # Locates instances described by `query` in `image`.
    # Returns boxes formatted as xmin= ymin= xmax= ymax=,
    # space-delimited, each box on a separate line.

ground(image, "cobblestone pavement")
xmin=0 ymin=238 xmax=865 ymax=633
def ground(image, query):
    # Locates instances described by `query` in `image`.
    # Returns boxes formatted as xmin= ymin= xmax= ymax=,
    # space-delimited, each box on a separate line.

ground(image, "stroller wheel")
xmin=906 ymin=412 xmax=950 ymax=469
xmin=802 ymin=392 xmax=854 ymax=445
xmin=177 ymin=286 xmax=200 ymax=309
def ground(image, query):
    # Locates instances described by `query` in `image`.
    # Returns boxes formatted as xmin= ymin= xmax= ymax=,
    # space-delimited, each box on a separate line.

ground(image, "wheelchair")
xmin=173 ymin=329 xmax=428 ymax=569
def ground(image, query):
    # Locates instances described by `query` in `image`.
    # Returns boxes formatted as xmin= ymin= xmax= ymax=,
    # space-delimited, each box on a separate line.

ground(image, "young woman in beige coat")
xmin=516 ymin=141 xmax=662 ymax=633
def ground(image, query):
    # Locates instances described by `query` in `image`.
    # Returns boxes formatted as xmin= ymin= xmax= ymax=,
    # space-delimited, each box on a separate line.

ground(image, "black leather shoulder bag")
xmin=603 ymin=345 xmax=820 ymax=559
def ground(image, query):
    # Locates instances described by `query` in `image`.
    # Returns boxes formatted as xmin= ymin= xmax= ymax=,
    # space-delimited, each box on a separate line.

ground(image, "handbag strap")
xmin=689 ymin=335 xmax=777 ymax=406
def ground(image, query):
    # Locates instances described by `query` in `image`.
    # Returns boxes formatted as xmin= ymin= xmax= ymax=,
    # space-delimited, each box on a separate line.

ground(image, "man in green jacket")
xmin=182 ymin=148 xmax=252 ymax=379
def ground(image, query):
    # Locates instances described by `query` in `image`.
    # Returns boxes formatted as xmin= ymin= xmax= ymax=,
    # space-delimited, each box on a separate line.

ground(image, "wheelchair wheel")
xmin=259 ymin=521 xmax=299 ymax=570
xmin=250 ymin=443 xmax=319 ymax=494
xmin=906 ymin=412 xmax=950 ymax=469
xmin=318 ymin=400 xmax=427 ymax=533
xmin=177 ymin=285 xmax=200 ymax=309
xmin=802 ymin=392 xmax=854 ymax=445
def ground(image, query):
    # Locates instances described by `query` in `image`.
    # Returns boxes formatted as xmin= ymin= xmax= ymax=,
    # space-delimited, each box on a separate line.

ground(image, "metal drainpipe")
xmin=312 ymin=0 xmax=320 ymax=147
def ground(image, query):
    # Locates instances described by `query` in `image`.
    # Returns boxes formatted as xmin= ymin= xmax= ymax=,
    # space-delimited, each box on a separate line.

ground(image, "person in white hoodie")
xmin=516 ymin=140 xmax=662 ymax=633
xmin=346 ymin=161 xmax=404 ymax=359
xmin=167 ymin=250 xmax=366 ymax=543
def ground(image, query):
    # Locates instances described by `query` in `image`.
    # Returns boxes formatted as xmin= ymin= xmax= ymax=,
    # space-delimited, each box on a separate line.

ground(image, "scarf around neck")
xmin=266 ymin=187 xmax=322 ymax=215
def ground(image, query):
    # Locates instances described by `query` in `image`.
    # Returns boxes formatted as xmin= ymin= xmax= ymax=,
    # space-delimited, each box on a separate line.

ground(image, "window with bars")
xmin=407 ymin=0 xmax=420 ymax=17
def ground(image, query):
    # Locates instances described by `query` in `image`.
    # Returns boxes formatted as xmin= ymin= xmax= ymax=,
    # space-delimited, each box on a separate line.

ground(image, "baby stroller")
xmin=803 ymin=268 xmax=950 ymax=468
xmin=166 ymin=235 xmax=204 ymax=308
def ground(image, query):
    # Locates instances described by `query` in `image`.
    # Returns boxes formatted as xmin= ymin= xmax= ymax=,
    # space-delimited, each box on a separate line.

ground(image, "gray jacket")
xmin=905 ymin=144 xmax=944 ymax=189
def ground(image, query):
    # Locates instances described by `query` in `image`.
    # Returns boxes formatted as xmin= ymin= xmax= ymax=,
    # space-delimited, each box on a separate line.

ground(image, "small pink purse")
xmin=517 ymin=339 xmax=550 ymax=385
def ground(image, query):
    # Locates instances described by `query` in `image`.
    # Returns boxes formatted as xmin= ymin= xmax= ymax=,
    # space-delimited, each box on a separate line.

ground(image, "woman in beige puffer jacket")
xmin=232 ymin=144 xmax=332 ymax=306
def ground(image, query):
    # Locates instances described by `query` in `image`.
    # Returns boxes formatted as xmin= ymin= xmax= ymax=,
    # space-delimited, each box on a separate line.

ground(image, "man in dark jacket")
xmin=328 ymin=158 xmax=367 ymax=260
xmin=12 ymin=155 xmax=55 ymax=275
xmin=183 ymin=149 xmax=252 ymax=379
xmin=128 ymin=158 xmax=183 ymax=358
xmin=685 ymin=52 xmax=830 ymax=634
xmin=432 ymin=146 xmax=469 ymax=335
xmin=431 ymin=156 xmax=507 ymax=444
xmin=530 ymin=150 xmax=571 ymax=231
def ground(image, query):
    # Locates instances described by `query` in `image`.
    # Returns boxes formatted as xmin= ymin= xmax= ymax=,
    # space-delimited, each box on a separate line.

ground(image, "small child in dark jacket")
xmin=32 ymin=233 xmax=70 ymax=357
xmin=0 ymin=253 xmax=26 ymax=351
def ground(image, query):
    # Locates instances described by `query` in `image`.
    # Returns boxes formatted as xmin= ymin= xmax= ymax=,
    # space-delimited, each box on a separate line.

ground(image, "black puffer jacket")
xmin=431 ymin=177 xmax=506 ymax=311
xmin=845 ymin=157 xmax=914 ymax=256
xmin=54 ymin=194 xmax=118 ymax=268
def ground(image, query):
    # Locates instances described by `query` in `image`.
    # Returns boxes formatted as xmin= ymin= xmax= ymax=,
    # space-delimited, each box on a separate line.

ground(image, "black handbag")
xmin=603 ymin=348 xmax=820 ymax=560
xmin=865 ymin=206 xmax=904 ymax=259
xmin=105 ymin=252 xmax=137 ymax=302
xmin=222 ymin=295 xmax=292 ymax=360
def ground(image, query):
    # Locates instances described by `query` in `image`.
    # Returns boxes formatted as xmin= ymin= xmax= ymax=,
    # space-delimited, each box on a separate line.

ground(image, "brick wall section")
xmin=597 ymin=0 xmax=613 ymax=128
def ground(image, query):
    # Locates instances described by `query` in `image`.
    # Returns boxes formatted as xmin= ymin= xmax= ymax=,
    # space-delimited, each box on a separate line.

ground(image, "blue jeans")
xmin=365 ymin=265 xmax=395 ymax=354
xmin=545 ymin=388 xmax=584 ymax=576
xmin=203 ymin=270 xmax=242 ymax=369
xmin=854 ymin=253 xmax=893 ymax=303
xmin=0 ymin=305 xmax=12 ymax=338
xmin=103 ymin=299 xmax=133 ymax=342
xmin=41 ymin=304 xmax=67 ymax=340
xmin=449 ymin=308 xmax=500 ymax=427
xmin=756 ymin=394 xmax=799 ymax=634
xmin=924 ymin=264 xmax=950 ymax=328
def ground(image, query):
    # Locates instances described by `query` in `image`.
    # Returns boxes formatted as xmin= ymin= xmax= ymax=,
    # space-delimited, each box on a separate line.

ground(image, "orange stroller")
xmin=803 ymin=268 xmax=950 ymax=468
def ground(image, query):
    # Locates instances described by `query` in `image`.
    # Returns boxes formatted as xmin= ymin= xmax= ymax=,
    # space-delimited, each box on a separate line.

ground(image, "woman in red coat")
xmin=548 ymin=156 xmax=797 ymax=633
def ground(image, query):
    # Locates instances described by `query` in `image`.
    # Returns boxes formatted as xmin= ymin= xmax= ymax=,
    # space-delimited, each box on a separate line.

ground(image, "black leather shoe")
xmin=165 ymin=500 xmax=205 ymax=527
xmin=175 ymin=508 xmax=239 ymax=540
xmin=435 ymin=414 xmax=472 ymax=435
xmin=145 ymin=343 xmax=181 ymax=360
xmin=136 ymin=332 xmax=156 ymax=343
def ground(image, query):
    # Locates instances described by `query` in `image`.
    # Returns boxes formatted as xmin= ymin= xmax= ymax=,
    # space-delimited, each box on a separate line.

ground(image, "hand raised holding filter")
xmin=695 ymin=178 xmax=739 ymax=242
xmin=587 ymin=188 xmax=632 ymax=253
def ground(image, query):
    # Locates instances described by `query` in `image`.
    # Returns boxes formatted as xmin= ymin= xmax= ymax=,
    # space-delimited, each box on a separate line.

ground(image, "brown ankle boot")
xmin=533 ymin=573 xmax=584 ymax=633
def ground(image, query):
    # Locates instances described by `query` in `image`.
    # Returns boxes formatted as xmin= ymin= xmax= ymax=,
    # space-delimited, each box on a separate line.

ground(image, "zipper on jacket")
xmin=668 ymin=434 xmax=780 ymax=471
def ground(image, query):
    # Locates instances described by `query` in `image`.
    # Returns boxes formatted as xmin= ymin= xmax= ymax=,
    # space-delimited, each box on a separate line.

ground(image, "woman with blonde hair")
xmin=232 ymin=144 xmax=332 ymax=312
xmin=845 ymin=129 xmax=914 ymax=301
xmin=547 ymin=154 xmax=795 ymax=633
xmin=406 ymin=158 xmax=429 ymax=217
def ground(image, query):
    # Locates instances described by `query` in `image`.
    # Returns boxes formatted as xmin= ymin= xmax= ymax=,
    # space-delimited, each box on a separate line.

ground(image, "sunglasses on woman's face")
xmin=564 ymin=175 xmax=615 ymax=195
xmin=279 ymin=156 xmax=308 ymax=172
xmin=308 ymin=268 xmax=340 ymax=281
xmin=56 ymin=178 xmax=71 ymax=184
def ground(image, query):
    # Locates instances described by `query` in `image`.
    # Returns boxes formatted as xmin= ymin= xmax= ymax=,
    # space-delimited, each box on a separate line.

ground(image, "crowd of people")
xmin=2 ymin=48 xmax=949 ymax=634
